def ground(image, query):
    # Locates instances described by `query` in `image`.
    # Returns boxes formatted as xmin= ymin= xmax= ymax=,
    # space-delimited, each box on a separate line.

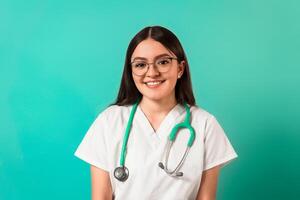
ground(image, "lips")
xmin=144 ymin=80 xmax=165 ymax=87
xmin=144 ymin=80 xmax=165 ymax=85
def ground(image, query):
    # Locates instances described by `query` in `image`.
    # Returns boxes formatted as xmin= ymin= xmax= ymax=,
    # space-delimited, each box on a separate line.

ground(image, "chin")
xmin=137 ymin=82 xmax=174 ymax=101
xmin=141 ymin=92 xmax=171 ymax=102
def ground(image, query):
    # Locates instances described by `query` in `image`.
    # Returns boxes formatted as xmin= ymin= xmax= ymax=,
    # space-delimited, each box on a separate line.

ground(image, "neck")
xmin=139 ymin=95 xmax=177 ymax=116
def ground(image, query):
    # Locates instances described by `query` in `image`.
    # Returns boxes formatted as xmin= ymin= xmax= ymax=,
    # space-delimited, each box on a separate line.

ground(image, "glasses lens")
xmin=131 ymin=57 xmax=174 ymax=76
xmin=131 ymin=61 xmax=148 ymax=76
xmin=155 ymin=57 xmax=173 ymax=72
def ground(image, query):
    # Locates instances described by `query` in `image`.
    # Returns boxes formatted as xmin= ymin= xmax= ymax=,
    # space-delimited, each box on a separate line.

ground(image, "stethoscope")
xmin=114 ymin=98 xmax=196 ymax=182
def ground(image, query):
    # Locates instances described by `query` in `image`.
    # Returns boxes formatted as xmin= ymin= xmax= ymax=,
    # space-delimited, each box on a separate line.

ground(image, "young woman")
xmin=74 ymin=26 xmax=238 ymax=200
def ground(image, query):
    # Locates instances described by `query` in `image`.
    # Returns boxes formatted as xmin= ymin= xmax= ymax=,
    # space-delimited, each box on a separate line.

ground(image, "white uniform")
xmin=74 ymin=103 xmax=238 ymax=200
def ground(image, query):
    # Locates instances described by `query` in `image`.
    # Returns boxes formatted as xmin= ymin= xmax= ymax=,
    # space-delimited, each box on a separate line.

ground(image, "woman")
xmin=74 ymin=25 xmax=238 ymax=200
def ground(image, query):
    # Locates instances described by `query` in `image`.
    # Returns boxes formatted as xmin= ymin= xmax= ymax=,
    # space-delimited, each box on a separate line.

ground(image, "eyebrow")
xmin=132 ymin=53 xmax=172 ymax=62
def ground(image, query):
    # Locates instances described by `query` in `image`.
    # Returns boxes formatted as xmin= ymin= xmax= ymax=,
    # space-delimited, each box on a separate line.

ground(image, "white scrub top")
xmin=74 ymin=103 xmax=238 ymax=200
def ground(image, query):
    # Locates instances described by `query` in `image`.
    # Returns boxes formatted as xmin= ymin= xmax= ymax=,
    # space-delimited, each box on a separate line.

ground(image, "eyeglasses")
xmin=131 ymin=57 xmax=178 ymax=76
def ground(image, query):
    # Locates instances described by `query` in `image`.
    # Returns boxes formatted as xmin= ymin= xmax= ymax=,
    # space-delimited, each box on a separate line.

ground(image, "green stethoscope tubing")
xmin=119 ymin=98 xmax=195 ymax=167
xmin=119 ymin=99 xmax=139 ymax=166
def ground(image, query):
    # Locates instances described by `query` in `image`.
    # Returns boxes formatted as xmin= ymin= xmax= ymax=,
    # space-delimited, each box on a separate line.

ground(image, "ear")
xmin=177 ymin=60 xmax=185 ymax=78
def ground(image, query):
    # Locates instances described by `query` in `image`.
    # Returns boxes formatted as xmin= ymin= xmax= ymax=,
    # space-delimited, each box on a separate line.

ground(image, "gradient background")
xmin=1 ymin=0 xmax=299 ymax=199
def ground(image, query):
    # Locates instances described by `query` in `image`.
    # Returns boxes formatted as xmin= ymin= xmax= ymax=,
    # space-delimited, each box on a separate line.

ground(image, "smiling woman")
xmin=131 ymin=39 xmax=185 ymax=103
xmin=74 ymin=25 xmax=238 ymax=200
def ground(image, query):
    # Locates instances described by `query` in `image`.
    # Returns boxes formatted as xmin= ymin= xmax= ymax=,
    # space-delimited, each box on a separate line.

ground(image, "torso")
xmin=100 ymin=103 xmax=212 ymax=199
xmin=139 ymin=103 xmax=177 ymax=133
xmin=144 ymin=114 xmax=165 ymax=133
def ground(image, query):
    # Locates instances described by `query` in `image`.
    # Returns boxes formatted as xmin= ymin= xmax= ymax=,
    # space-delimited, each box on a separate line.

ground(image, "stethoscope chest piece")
xmin=114 ymin=166 xmax=129 ymax=182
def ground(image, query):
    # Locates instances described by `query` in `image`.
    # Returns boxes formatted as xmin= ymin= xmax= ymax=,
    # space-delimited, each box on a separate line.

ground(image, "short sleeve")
xmin=203 ymin=115 xmax=238 ymax=171
xmin=74 ymin=111 xmax=109 ymax=171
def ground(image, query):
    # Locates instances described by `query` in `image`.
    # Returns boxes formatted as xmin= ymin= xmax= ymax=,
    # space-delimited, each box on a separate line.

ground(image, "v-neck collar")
xmin=135 ymin=103 xmax=185 ymax=141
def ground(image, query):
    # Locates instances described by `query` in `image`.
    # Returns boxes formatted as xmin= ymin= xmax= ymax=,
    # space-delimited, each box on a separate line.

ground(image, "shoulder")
xmin=189 ymin=104 xmax=216 ymax=123
xmin=188 ymin=104 xmax=222 ymax=133
xmin=188 ymin=105 xmax=226 ymax=138
xmin=98 ymin=104 xmax=133 ymax=122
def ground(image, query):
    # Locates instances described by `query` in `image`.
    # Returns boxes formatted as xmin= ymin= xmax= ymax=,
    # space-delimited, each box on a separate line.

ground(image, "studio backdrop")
xmin=1 ymin=0 xmax=299 ymax=199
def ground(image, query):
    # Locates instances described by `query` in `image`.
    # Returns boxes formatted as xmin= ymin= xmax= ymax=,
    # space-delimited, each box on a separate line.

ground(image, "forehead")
xmin=131 ymin=39 xmax=175 ymax=60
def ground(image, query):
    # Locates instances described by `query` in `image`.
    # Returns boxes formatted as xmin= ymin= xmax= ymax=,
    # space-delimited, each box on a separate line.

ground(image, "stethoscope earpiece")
xmin=114 ymin=166 xmax=129 ymax=182
xmin=158 ymin=162 xmax=165 ymax=169
xmin=175 ymin=172 xmax=183 ymax=176
xmin=159 ymin=162 xmax=184 ymax=177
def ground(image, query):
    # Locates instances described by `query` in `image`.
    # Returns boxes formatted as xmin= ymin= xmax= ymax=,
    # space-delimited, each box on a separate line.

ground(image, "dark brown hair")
xmin=111 ymin=25 xmax=196 ymax=106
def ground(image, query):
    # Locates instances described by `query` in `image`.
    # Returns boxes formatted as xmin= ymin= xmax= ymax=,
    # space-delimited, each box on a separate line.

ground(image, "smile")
xmin=144 ymin=80 xmax=165 ymax=88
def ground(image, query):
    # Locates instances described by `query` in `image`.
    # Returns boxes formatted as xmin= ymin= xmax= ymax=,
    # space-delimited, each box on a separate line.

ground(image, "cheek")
xmin=165 ymin=73 xmax=179 ymax=86
xmin=166 ymin=78 xmax=178 ymax=90
xmin=132 ymin=74 xmax=139 ymax=83
xmin=132 ymin=75 xmax=143 ymax=88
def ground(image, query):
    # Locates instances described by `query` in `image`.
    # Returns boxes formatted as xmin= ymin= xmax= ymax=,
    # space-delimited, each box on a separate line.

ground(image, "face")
xmin=130 ymin=38 xmax=185 ymax=103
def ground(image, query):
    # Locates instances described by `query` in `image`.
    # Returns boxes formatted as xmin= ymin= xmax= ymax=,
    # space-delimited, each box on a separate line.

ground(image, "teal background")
xmin=1 ymin=0 xmax=299 ymax=199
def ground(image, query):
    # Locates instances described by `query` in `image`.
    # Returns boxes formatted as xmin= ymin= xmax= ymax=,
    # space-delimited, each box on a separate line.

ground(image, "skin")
xmin=131 ymin=38 xmax=185 ymax=130
xmin=90 ymin=38 xmax=221 ymax=200
xmin=196 ymin=166 xmax=221 ymax=200
xmin=90 ymin=165 xmax=112 ymax=200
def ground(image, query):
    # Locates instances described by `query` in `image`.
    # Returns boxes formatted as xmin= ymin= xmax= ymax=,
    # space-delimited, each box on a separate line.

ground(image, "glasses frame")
xmin=130 ymin=57 xmax=178 ymax=76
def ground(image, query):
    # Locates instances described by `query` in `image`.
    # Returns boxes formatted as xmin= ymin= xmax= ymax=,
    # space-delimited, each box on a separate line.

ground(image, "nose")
xmin=146 ymin=63 xmax=160 ymax=77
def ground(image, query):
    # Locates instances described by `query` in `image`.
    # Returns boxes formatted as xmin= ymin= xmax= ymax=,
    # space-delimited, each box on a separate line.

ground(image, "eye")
xmin=133 ymin=62 xmax=147 ymax=68
xmin=157 ymin=58 xmax=171 ymax=65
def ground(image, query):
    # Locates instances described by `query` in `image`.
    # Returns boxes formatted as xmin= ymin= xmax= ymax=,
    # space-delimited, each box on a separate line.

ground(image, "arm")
xmin=90 ymin=165 xmax=113 ymax=200
xmin=196 ymin=165 xmax=221 ymax=200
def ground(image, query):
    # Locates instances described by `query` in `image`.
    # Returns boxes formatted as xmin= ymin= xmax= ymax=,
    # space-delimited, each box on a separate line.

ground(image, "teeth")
xmin=146 ymin=81 xmax=162 ymax=86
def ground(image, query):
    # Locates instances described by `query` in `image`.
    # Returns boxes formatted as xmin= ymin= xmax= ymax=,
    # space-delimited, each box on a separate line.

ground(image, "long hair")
xmin=110 ymin=25 xmax=196 ymax=107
